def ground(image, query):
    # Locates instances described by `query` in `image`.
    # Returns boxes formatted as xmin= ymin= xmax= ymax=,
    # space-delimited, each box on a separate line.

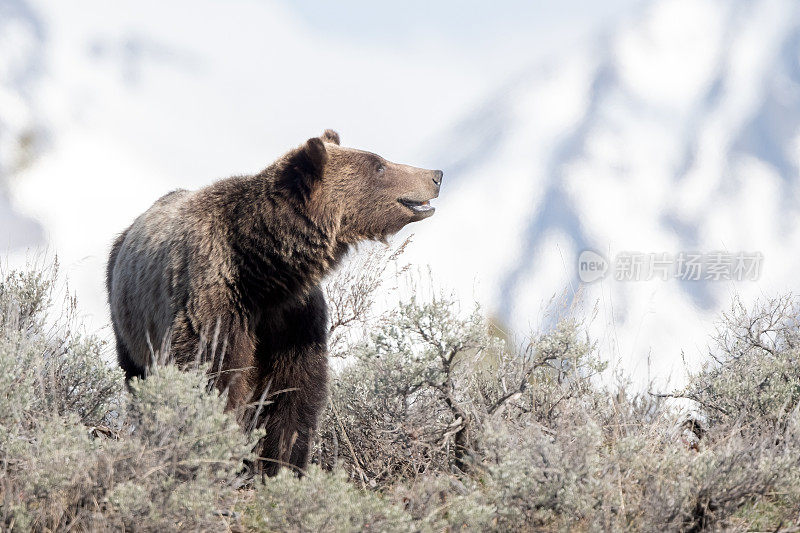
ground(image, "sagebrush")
xmin=2 ymin=251 xmax=800 ymax=531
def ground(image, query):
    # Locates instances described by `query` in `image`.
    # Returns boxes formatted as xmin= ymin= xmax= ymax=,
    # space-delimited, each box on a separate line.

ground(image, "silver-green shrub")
xmin=247 ymin=466 xmax=415 ymax=532
xmin=0 ymin=264 xmax=123 ymax=429
xmin=0 ymin=264 xmax=257 ymax=531
xmin=102 ymin=365 xmax=257 ymax=531
xmin=681 ymin=295 xmax=800 ymax=429
xmin=4 ymin=256 xmax=800 ymax=531
xmin=316 ymin=256 xmax=800 ymax=531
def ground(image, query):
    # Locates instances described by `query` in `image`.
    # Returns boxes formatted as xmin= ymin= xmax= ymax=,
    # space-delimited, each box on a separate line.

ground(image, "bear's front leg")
xmin=250 ymin=351 xmax=328 ymax=476
xmin=249 ymin=286 xmax=329 ymax=476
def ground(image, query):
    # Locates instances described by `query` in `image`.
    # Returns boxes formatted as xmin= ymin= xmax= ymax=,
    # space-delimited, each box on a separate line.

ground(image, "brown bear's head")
xmin=277 ymin=130 xmax=442 ymax=243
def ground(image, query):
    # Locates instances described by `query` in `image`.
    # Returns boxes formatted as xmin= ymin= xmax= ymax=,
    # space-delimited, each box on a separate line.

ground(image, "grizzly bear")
xmin=106 ymin=130 xmax=441 ymax=476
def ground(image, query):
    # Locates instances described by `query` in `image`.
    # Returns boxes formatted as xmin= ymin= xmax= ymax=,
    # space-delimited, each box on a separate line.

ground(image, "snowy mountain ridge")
xmin=414 ymin=0 xmax=800 ymax=382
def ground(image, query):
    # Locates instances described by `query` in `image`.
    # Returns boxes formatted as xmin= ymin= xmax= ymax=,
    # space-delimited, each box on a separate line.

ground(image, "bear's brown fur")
xmin=107 ymin=130 xmax=442 ymax=475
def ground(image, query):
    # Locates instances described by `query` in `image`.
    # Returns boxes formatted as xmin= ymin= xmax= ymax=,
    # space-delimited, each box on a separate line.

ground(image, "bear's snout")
xmin=395 ymin=167 xmax=441 ymax=219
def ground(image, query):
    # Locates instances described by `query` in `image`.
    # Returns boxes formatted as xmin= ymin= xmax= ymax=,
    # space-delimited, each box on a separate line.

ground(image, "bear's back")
xmin=108 ymin=189 xmax=195 ymax=370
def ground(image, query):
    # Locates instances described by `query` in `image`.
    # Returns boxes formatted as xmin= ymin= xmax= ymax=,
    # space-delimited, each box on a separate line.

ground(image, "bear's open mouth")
xmin=399 ymin=198 xmax=435 ymax=214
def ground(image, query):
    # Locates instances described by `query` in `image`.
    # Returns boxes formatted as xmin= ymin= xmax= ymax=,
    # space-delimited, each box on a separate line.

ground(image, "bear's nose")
xmin=432 ymin=170 xmax=443 ymax=187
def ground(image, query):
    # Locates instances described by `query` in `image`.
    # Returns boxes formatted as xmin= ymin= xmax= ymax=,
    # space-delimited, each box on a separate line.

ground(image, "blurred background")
xmin=2 ymin=0 xmax=799 ymax=387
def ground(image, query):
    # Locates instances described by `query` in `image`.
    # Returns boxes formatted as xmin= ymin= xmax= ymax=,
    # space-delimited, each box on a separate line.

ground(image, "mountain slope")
xmin=415 ymin=0 xmax=800 ymax=382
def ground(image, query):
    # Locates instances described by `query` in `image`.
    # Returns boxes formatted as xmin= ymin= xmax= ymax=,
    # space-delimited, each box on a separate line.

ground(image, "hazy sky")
xmin=284 ymin=0 xmax=649 ymax=72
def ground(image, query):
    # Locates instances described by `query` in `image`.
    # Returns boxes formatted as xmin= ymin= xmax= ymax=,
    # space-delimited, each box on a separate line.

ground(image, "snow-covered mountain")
xmin=412 ymin=0 xmax=800 ymax=383
xmin=2 ymin=0 xmax=799 ymax=383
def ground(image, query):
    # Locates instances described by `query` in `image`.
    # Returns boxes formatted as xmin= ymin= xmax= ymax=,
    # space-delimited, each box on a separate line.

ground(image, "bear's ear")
xmin=321 ymin=129 xmax=340 ymax=145
xmin=281 ymin=137 xmax=328 ymax=196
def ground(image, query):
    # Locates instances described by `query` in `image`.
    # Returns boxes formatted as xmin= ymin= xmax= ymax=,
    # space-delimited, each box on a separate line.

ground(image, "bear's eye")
xmin=376 ymin=164 xmax=385 ymax=173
